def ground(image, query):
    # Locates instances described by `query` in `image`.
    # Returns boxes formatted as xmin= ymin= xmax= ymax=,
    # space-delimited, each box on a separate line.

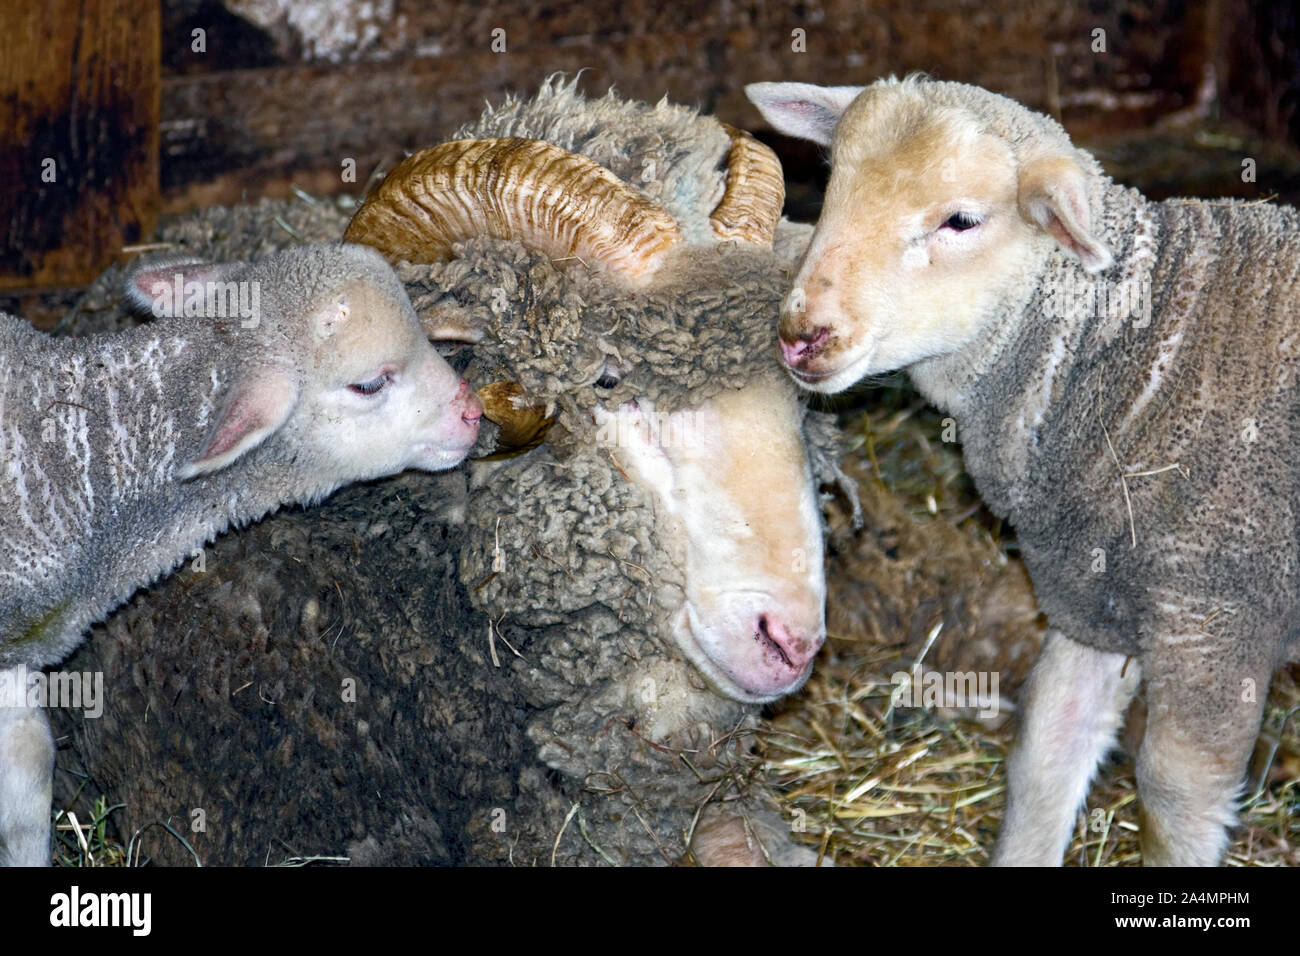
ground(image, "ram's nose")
xmin=756 ymin=613 xmax=823 ymax=672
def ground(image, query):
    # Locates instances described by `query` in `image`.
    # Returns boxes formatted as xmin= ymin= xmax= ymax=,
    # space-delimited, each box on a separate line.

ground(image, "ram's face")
xmin=778 ymin=98 xmax=1033 ymax=393
xmin=346 ymin=107 xmax=828 ymax=702
xmin=594 ymin=374 xmax=826 ymax=703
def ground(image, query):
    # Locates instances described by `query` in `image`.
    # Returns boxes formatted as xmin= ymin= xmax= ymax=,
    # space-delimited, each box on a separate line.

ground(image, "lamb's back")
xmin=1005 ymin=199 xmax=1300 ymax=660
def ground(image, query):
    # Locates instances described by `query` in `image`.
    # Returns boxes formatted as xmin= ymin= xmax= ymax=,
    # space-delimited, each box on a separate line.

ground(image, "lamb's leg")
xmin=0 ymin=666 xmax=54 ymax=866
xmin=992 ymin=630 xmax=1139 ymax=866
xmin=1136 ymin=630 xmax=1269 ymax=866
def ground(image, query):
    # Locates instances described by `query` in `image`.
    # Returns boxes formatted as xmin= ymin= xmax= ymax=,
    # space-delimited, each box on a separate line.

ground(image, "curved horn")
xmin=343 ymin=138 xmax=683 ymax=283
xmin=709 ymin=124 xmax=785 ymax=246
xmin=474 ymin=380 xmax=555 ymax=460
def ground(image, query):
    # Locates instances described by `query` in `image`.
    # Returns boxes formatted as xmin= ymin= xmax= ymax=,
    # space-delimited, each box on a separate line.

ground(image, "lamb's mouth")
xmin=413 ymin=438 xmax=478 ymax=466
xmin=672 ymin=604 xmax=812 ymax=705
xmin=785 ymin=342 xmax=877 ymax=394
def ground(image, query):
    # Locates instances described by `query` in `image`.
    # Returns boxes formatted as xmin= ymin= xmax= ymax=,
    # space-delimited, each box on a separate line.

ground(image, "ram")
xmin=51 ymin=80 xmax=856 ymax=865
xmin=748 ymin=75 xmax=1300 ymax=866
xmin=0 ymin=243 xmax=482 ymax=866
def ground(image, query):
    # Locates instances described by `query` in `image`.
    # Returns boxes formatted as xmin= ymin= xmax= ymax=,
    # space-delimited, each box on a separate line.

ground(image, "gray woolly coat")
xmin=1 ymin=249 xmax=358 ymax=672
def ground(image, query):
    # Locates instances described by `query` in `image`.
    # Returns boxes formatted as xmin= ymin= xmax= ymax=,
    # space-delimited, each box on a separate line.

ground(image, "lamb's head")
xmin=345 ymin=82 xmax=843 ymax=704
xmin=745 ymin=77 xmax=1115 ymax=393
xmin=125 ymin=243 xmax=482 ymax=485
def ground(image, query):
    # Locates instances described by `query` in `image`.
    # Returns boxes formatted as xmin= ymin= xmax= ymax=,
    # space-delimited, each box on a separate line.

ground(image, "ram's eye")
xmin=349 ymin=373 xmax=391 ymax=396
xmin=594 ymin=363 xmax=625 ymax=389
xmin=943 ymin=212 xmax=983 ymax=232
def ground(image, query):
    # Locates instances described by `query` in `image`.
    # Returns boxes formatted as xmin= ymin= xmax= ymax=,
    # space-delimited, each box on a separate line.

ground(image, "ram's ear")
xmin=1017 ymin=155 xmax=1114 ymax=273
xmin=420 ymin=299 xmax=485 ymax=345
xmin=179 ymin=366 xmax=298 ymax=480
xmin=124 ymin=258 xmax=249 ymax=318
xmin=744 ymin=82 xmax=866 ymax=147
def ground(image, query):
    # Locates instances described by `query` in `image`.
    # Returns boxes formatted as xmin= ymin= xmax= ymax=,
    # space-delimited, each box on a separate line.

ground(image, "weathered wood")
xmin=0 ymin=0 xmax=1249 ymax=283
xmin=1219 ymin=0 xmax=1300 ymax=148
xmin=158 ymin=5 xmax=1203 ymax=210
xmin=0 ymin=0 xmax=160 ymax=288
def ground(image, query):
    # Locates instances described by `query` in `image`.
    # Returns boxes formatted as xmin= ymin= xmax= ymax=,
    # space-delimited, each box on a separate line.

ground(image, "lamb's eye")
xmin=943 ymin=212 xmax=983 ymax=232
xmin=349 ymin=373 xmax=391 ymax=396
xmin=594 ymin=368 xmax=623 ymax=389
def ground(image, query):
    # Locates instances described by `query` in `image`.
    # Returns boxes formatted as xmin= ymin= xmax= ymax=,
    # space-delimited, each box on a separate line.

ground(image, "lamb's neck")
xmin=906 ymin=179 xmax=1162 ymax=520
xmin=55 ymin=325 xmax=313 ymax=600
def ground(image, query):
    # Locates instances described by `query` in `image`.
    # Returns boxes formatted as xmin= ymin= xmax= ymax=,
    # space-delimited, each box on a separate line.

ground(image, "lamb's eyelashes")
xmin=938 ymin=211 xmax=985 ymax=234
xmin=346 ymin=370 xmax=394 ymax=397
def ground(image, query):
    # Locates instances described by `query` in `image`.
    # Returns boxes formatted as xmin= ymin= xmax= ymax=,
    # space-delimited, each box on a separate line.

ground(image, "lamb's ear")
xmin=744 ymin=82 xmax=866 ymax=147
xmin=179 ymin=366 xmax=299 ymax=480
xmin=1017 ymin=155 xmax=1114 ymax=273
xmin=124 ymin=259 xmax=248 ymax=318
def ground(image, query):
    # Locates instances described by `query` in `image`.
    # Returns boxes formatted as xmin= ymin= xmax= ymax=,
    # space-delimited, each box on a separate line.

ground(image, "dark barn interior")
xmin=7 ymin=0 xmax=1300 ymax=310
xmin=1 ymin=1 xmax=1298 ymax=869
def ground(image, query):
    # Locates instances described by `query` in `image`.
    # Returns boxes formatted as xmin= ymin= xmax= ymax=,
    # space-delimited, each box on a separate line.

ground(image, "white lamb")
xmin=748 ymin=75 xmax=1300 ymax=865
xmin=0 ymin=243 xmax=482 ymax=865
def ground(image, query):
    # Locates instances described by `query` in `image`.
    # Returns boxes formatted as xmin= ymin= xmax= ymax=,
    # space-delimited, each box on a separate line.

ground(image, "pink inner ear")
xmin=1044 ymin=205 xmax=1113 ymax=273
xmin=1046 ymin=218 xmax=1079 ymax=253
xmin=128 ymin=260 xmax=244 ymax=317
xmin=200 ymin=394 xmax=272 ymax=462
xmin=182 ymin=370 xmax=297 ymax=477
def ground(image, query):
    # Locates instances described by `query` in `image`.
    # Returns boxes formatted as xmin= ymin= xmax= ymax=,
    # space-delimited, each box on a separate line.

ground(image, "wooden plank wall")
xmin=156 ymin=0 xmax=1212 ymax=210
xmin=6 ymin=0 xmax=1296 ymax=293
xmin=0 ymin=1 xmax=160 ymax=288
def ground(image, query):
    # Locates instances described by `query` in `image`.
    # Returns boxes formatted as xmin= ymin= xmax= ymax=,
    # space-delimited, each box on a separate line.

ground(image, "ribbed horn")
xmin=709 ymin=124 xmax=785 ymax=246
xmin=343 ymin=138 xmax=683 ymax=283
xmin=474 ymin=380 xmax=554 ymax=460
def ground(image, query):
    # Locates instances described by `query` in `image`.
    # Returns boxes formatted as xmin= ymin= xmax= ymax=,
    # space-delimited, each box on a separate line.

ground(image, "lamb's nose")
xmin=779 ymin=326 xmax=831 ymax=368
xmin=459 ymin=382 xmax=483 ymax=424
xmin=756 ymin=614 xmax=823 ymax=671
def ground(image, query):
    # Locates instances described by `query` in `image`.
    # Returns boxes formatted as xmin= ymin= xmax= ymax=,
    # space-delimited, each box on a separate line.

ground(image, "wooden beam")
xmin=0 ymin=0 xmax=160 ymax=289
